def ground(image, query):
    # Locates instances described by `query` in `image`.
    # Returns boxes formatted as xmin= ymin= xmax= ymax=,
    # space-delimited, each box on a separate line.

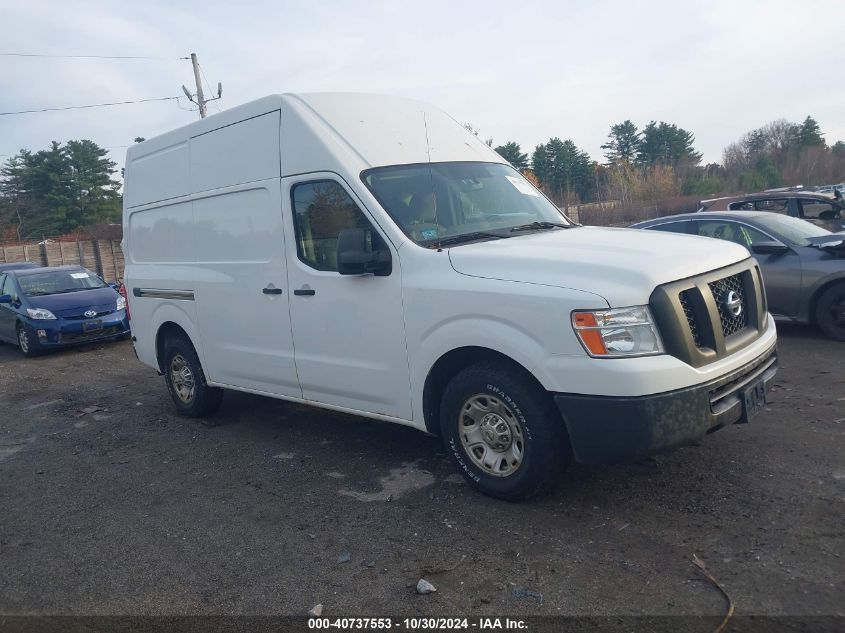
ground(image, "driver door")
xmin=282 ymin=175 xmax=411 ymax=420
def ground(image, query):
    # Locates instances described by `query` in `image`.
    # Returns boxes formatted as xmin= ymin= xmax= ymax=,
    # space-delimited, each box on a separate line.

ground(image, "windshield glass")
xmin=18 ymin=269 xmax=106 ymax=296
xmin=754 ymin=213 xmax=832 ymax=246
xmin=363 ymin=162 xmax=570 ymax=246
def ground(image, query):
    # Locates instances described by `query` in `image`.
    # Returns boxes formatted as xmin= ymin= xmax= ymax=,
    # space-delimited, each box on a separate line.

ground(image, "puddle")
xmin=338 ymin=462 xmax=435 ymax=502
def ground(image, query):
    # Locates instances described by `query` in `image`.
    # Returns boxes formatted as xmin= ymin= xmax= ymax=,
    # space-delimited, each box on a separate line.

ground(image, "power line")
xmin=0 ymin=96 xmax=182 ymax=116
xmin=0 ymin=52 xmax=188 ymax=60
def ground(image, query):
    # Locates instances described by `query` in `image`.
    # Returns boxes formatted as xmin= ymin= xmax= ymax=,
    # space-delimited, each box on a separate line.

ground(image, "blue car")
xmin=0 ymin=265 xmax=130 ymax=357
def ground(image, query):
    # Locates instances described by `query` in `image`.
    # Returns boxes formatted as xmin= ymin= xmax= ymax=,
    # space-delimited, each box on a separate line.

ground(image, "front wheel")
xmin=815 ymin=283 xmax=845 ymax=341
xmin=17 ymin=324 xmax=41 ymax=358
xmin=163 ymin=336 xmax=223 ymax=417
xmin=440 ymin=362 xmax=570 ymax=500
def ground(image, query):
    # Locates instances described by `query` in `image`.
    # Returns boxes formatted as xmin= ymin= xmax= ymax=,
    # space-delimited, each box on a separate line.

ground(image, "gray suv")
xmin=698 ymin=191 xmax=844 ymax=232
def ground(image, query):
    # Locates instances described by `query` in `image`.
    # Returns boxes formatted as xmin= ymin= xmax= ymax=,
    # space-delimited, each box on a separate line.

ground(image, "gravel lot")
xmin=0 ymin=324 xmax=842 ymax=620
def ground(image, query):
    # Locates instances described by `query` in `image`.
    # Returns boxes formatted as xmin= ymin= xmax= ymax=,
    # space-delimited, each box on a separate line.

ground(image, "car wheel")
xmin=163 ymin=336 xmax=223 ymax=417
xmin=815 ymin=283 xmax=845 ymax=341
xmin=17 ymin=324 xmax=41 ymax=358
xmin=440 ymin=361 xmax=570 ymax=500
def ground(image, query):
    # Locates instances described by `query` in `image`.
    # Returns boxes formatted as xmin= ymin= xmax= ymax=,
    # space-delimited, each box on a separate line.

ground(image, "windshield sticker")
xmin=505 ymin=176 xmax=540 ymax=197
xmin=70 ymin=272 xmax=90 ymax=279
xmin=420 ymin=228 xmax=438 ymax=240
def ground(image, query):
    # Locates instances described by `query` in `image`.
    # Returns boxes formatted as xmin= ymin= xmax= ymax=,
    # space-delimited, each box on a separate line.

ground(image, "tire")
xmin=162 ymin=336 xmax=223 ymax=417
xmin=815 ymin=283 xmax=845 ymax=341
xmin=440 ymin=361 xmax=570 ymax=500
xmin=17 ymin=324 xmax=41 ymax=358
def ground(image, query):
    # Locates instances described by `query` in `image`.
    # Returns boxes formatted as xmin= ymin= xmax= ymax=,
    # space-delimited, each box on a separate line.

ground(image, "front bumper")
xmin=28 ymin=311 xmax=130 ymax=348
xmin=555 ymin=344 xmax=778 ymax=464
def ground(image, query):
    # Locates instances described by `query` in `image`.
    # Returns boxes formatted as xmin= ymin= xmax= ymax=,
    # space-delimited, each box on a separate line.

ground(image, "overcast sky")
xmin=1 ymin=0 xmax=843 ymax=173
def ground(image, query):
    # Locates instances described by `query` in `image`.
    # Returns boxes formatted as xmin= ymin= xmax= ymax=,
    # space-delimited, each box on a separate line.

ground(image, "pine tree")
xmin=797 ymin=116 xmax=825 ymax=147
xmin=494 ymin=142 xmax=529 ymax=170
xmin=637 ymin=121 xmax=702 ymax=166
xmin=601 ymin=120 xmax=640 ymax=164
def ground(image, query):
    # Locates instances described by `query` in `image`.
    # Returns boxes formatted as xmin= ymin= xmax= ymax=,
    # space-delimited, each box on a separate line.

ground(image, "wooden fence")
xmin=0 ymin=240 xmax=125 ymax=282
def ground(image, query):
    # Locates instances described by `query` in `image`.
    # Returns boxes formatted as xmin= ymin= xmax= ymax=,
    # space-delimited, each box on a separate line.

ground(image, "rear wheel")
xmin=163 ymin=336 xmax=223 ymax=417
xmin=815 ymin=283 xmax=845 ymax=341
xmin=440 ymin=362 xmax=570 ymax=500
xmin=17 ymin=324 xmax=41 ymax=358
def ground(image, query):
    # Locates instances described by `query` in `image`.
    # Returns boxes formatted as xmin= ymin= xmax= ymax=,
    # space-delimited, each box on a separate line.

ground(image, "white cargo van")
xmin=123 ymin=93 xmax=778 ymax=499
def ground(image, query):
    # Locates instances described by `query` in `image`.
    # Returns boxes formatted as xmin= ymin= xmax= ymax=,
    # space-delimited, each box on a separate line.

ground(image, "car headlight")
xmin=571 ymin=306 xmax=663 ymax=357
xmin=116 ymin=295 xmax=126 ymax=311
xmin=26 ymin=307 xmax=57 ymax=320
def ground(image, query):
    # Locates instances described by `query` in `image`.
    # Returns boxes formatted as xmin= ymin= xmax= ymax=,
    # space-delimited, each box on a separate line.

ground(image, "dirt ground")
xmin=0 ymin=323 xmax=842 ymax=621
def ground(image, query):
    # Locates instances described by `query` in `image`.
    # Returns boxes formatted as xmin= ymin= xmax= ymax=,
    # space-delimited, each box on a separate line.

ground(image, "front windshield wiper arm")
xmin=509 ymin=221 xmax=571 ymax=232
xmin=433 ymin=232 xmax=511 ymax=247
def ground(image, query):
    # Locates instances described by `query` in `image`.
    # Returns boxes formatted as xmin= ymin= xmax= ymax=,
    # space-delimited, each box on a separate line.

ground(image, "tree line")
xmin=492 ymin=115 xmax=844 ymax=207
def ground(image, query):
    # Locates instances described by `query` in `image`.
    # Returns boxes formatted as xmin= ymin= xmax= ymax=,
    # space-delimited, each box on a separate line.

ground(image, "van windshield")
xmin=362 ymin=162 xmax=571 ymax=246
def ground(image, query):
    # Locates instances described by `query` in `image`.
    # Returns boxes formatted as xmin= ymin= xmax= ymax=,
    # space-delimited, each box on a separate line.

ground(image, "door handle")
xmin=262 ymin=286 xmax=283 ymax=295
xmin=293 ymin=288 xmax=316 ymax=296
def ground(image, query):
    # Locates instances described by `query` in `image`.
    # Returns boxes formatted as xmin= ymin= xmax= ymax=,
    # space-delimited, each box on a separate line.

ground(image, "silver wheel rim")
xmin=170 ymin=354 xmax=196 ymax=404
xmin=458 ymin=393 xmax=524 ymax=477
xmin=19 ymin=329 xmax=29 ymax=353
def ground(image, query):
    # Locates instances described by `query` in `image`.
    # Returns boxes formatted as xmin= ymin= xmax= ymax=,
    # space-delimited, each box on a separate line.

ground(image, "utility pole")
xmin=190 ymin=53 xmax=207 ymax=118
xmin=181 ymin=52 xmax=222 ymax=120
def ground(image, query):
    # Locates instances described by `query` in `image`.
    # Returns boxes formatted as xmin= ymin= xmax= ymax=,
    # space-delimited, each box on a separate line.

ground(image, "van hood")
xmin=447 ymin=226 xmax=751 ymax=306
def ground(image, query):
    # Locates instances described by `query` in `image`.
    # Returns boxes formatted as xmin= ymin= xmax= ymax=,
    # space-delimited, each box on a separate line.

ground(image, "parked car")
xmin=0 ymin=262 xmax=39 ymax=272
xmin=0 ymin=265 xmax=129 ymax=357
xmin=632 ymin=211 xmax=845 ymax=340
xmin=698 ymin=191 xmax=844 ymax=232
xmin=123 ymin=93 xmax=777 ymax=500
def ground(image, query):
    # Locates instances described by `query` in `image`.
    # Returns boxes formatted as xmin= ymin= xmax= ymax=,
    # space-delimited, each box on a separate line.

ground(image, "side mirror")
xmin=337 ymin=228 xmax=391 ymax=276
xmin=751 ymin=241 xmax=789 ymax=255
xmin=0 ymin=294 xmax=11 ymax=304
xmin=108 ymin=282 xmax=119 ymax=290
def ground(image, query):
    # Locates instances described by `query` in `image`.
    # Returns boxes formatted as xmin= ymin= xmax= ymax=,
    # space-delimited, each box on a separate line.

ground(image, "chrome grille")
xmin=708 ymin=274 xmax=748 ymax=337
xmin=649 ymin=261 xmax=766 ymax=368
xmin=679 ymin=290 xmax=702 ymax=348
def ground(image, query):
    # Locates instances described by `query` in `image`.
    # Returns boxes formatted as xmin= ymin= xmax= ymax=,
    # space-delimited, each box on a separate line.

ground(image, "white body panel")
xmin=123 ymin=92 xmax=776 ymax=434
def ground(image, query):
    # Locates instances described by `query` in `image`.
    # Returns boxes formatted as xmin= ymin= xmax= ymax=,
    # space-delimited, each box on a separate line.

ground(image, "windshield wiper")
xmin=509 ymin=221 xmax=570 ymax=232
xmin=433 ymin=231 xmax=511 ymax=247
xmin=52 ymin=287 xmax=89 ymax=294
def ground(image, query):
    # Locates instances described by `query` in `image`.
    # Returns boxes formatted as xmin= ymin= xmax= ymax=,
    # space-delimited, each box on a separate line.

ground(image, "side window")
xmin=694 ymin=221 xmax=768 ymax=248
xmin=1 ymin=275 xmax=18 ymax=301
xmin=799 ymin=199 xmax=837 ymax=219
xmin=291 ymin=180 xmax=382 ymax=272
xmin=648 ymin=220 xmax=690 ymax=234
xmin=729 ymin=201 xmax=756 ymax=211
xmin=753 ymin=199 xmax=788 ymax=213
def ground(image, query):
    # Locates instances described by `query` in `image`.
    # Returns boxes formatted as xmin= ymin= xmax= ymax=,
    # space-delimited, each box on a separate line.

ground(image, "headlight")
xmin=571 ymin=306 xmax=663 ymax=357
xmin=116 ymin=295 xmax=126 ymax=311
xmin=26 ymin=307 xmax=57 ymax=320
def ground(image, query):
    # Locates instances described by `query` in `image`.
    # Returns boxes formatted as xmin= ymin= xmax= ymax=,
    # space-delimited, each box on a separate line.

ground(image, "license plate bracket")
xmin=741 ymin=379 xmax=767 ymax=422
xmin=82 ymin=319 xmax=103 ymax=333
